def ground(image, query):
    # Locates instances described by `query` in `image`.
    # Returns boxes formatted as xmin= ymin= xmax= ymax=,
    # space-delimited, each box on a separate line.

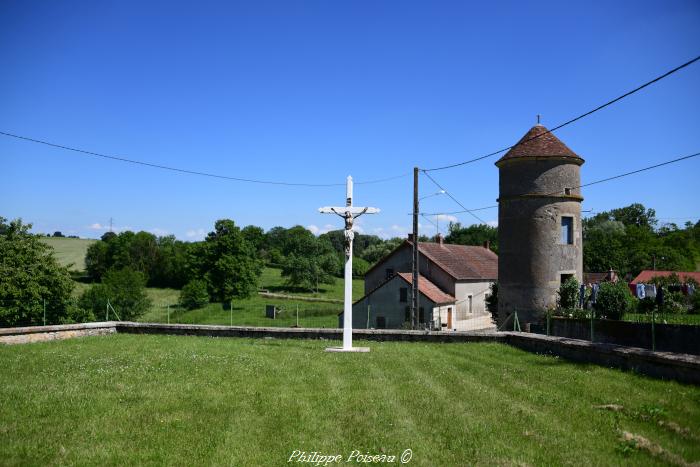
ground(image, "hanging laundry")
xmin=644 ymin=284 xmax=656 ymax=299
xmin=688 ymin=284 xmax=695 ymax=295
xmin=636 ymin=283 xmax=646 ymax=299
xmin=656 ymin=287 xmax=664 ymax=306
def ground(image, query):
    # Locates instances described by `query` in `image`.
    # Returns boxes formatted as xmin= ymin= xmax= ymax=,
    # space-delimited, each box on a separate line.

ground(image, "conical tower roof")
xmin=496 ymin=124 xmax=583 ymax=166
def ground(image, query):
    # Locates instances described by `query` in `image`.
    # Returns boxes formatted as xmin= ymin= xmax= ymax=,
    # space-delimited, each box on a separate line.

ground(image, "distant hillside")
xmin=40 ymin=237 xmax=96 ymax=271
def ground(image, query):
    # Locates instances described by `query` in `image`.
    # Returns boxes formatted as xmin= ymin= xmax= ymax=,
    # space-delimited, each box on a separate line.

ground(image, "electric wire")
xmin=421 ymin=171 xmax=487 ymax=224
xmin=0 ymin=131 xmax=410 ymax=187
xmin=421 ymin=151 xmax=700 ymax=217
xmin=423 ymin=54 xmax=700 ymax=172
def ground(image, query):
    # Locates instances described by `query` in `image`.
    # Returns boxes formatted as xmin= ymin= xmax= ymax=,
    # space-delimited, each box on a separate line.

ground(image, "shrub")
xmin=595 ymin=281 xmax=633 ymax=320
xmin=79 ymin=267 xmax=151 ymax=321
xmin=691 ymin=292 xmax=700 ymax=315
xmin=557 ymin=277 xmax=580 ymax=309
xmin=179 ymin=279 xmax=209 ymax=310
xmin=485 ymin=282 xmax=498 ymax=323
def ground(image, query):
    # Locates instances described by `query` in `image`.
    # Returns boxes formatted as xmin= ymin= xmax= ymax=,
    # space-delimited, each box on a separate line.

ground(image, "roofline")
xmin=363 ymin=239 xmax=498 ymax=281
xmin=495 ymin=155 xmax=585 ymax=168
xmin=352 ymin=273 xmax=455 ymax=307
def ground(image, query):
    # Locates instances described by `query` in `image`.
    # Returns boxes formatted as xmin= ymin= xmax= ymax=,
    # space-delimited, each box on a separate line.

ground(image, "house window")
xmin=385 ymin=268 xmax=394 ymax=280
xmin=376 ymin=316 xmax=386 ymax=329
xmin=468 ymin=296 xmax=473 ymax=314
xmin=561 ymin=216 xmax=574 ymax=244
xmin=399 ymin=287 xmax=407 ymax=303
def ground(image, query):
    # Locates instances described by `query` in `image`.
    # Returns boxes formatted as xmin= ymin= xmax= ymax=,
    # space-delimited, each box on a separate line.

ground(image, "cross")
xmin=319 ymin=175 xmax=379 ymax=352
xmin=536 ymin=114 xmax=541 ymax=124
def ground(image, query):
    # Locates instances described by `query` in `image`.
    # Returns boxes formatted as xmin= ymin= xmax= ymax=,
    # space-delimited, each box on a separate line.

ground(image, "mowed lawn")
xmin=1 ymin=336 xmax=700 ymax=466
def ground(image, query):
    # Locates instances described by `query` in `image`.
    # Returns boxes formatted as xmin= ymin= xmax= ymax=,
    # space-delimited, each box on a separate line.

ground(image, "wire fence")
xmin=515 ymin=308 xmax=700 ymax=354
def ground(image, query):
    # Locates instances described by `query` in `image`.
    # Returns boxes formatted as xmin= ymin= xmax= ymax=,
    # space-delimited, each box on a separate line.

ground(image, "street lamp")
xmin=419 ymin=190 xmax=446 ymax=237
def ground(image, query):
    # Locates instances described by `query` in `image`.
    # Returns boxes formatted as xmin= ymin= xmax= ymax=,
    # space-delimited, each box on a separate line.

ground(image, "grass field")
xmin=624 ymin=313 xmax=700 ymax=325
xmin=1 ymin=335 xmax=699 ymax=465
xmin=136 ymin=267 xmax=363 ymax=328
xmin=40 ymin=237 xmax=95 ymax=271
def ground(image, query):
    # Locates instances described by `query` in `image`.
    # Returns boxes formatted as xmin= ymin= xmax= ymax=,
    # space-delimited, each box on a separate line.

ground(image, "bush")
xmin=594 ymin=281 xmax=633 ymax=320
xmin=691 ymin=292 xmax=700 ymax=315
xmin=79 ymin=267 xmax=151 ymax=321
xmin=485 ymin=282 xmax=498 ymax=323
xmin=179 ymin=279 xmax=209 ymax=310
xmin=557 ymin=277 xmax=580 ymax=309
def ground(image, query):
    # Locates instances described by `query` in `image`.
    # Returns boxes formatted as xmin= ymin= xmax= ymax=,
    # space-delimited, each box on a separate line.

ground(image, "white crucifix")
xmin=320 ymin=175 xmax=379 ymax=352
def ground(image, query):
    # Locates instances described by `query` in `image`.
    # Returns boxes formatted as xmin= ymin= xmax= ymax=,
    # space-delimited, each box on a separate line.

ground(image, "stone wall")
xmin=531 ymin=317 xmax=700 ymax=355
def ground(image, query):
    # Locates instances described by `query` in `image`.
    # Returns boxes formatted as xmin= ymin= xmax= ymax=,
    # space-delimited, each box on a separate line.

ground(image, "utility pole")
xmin=412 ymin=167 xmax=419 ymax=330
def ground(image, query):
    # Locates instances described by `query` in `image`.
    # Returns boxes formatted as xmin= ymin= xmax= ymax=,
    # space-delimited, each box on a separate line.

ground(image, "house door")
xmin=447 ymin=307 xmax=452 ymax=328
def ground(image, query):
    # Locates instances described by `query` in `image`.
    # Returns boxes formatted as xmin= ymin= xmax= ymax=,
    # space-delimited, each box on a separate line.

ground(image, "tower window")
xmin=561 ymin=217 xmax=574 ymax=245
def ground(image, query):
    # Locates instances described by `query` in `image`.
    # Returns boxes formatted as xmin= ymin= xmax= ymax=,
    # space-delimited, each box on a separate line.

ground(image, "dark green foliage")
xmin=360 ymin=238 xmax=403 ymax=264
xmin=0 ymin=218 xmax=79 ymax=326
xmin=79 ymin=267 xmax=151 ymax=321
xmin=85 ymin=230 xmax=191 ymax=288
xmin=486 ymin=282 xmax=498 ymax=322
xmin=557 ymin=276 xmax=580 ymax=309
xmin=583 ymin=204 xmax=699 ymax=277
xmin=691 ymin=292 xmax=700 ymax=314
xmin=445 ymin=222 xmax=498 ymax=253
xmin=194 ymin=219 xmax=262 ymax=301
xmin=352 ymin=257 xmax=370 ymax=277
xmin=179 ymin=279 xmax=209 ymax=310
xmin=594 ymin=281 xmax=633 ymax=320
xmin=52 ymin=231 xmax=64 ymax=237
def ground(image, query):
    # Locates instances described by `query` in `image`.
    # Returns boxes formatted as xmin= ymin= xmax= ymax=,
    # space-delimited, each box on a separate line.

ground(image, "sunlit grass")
xmin=1 ymin=335 xmax=699 ymax=465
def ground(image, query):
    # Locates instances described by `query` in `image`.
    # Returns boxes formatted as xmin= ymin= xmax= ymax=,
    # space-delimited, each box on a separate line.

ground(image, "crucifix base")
xmin=324 ymin=346 xmax=370 ymax=353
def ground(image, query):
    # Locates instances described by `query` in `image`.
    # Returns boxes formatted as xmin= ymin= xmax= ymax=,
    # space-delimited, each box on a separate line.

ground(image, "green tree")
xmin=352 ymin=257 xmax=370 ymax=277
xmin=0 ymin=218 xmax=82 ymax=326
xmin=179 ymin=279 xmax=209 ymax=310
xmin=79 ymin=267 xmax=151 ymax=321
xmin=445 ymin=223 xmax=498 ymax=253
xmin=195 ymin=219 xmax=263 ymax=301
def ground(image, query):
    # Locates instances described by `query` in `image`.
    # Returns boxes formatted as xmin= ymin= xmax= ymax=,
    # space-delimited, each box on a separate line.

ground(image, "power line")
xmin=422 ymin=151 xmax=700 ymax=216
xmin=424 ymin=54 xmax=700 ymax=172
xmin=421 ymin=170 xmax=487 ymax=223
xmin=0 ymin=130 xmax=410 ymax=187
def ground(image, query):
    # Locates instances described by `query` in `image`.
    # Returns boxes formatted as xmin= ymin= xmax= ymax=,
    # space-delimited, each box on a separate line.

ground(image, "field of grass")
xmin=1 ymin=335 xmax=699 ymax=465
xmin=136 ymin=267 xmax=363 ymax=328
xmin=40 ymin=237 xmax=95 ymax=271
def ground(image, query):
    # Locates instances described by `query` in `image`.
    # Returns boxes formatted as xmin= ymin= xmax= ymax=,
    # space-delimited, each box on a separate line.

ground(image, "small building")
xmin=347 ymin=235 xmax=498 ymax=330
xmin=344 ymin=273 xmax=455 ymax=329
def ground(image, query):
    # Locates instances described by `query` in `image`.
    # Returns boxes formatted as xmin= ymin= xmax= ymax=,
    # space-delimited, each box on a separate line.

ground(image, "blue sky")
xmin=1 ymin=0 xmax=699 ymax=241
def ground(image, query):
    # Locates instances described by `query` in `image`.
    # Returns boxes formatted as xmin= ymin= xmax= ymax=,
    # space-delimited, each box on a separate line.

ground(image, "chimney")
xmin=483 ymin=240 xmax=490 ymax=250
xmin=437 ymin=233 xmax=444 ymax=245
xmin=407 ymin=233 xmax=414 ymax=242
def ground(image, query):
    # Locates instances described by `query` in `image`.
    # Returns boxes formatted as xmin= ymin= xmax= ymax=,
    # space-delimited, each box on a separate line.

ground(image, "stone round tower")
xmin=496 ymin=124 xmax=584 ymax=325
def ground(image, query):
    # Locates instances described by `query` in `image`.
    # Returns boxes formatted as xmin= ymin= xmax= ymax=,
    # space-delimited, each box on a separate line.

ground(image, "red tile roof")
xmin=413 ymin=241 xmax=498 ymax=281
xmin=396 ymin=273 xmax=455 ymax=305
xmin=631 ymin=270 xmax=700 ymax=284
xmin=496 ymin=124 xmax=583 ymax=166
